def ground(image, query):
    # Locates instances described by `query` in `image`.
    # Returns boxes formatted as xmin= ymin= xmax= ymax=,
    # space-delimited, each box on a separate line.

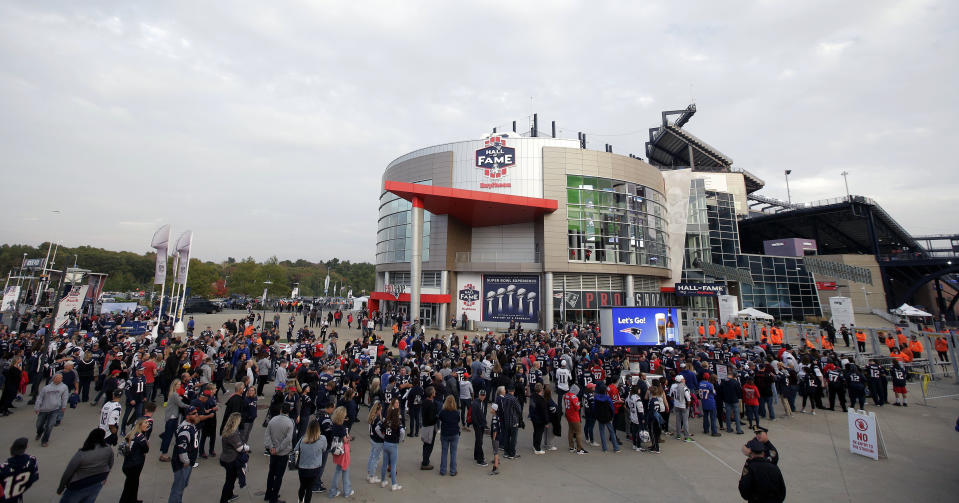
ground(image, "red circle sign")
xmin=854 ymin=418 xmax=868 ymax=431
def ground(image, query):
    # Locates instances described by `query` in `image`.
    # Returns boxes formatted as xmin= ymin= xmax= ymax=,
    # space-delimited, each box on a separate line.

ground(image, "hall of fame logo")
xmin=475 ymin=135 xmax=515 ymax=179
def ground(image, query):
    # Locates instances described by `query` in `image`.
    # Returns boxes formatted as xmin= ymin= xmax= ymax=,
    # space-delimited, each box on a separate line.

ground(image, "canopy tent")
xmin=736 ymin=307 xmax=774 ymax=320
xmin=891 ymin=303 xmax=933 ymax=318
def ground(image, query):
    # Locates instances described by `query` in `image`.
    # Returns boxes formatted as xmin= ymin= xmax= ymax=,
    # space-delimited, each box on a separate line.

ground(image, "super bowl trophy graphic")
xmin=486 ymin=291 xmax=496 ymax=313
xmin=526 ymin=291 xmax=536 ymax=314
xmin=496 ymin=287 xmax=506 ymax=311
xmin=506 ymin=284 xmax=516 ymax=309
xmin=516 ymin=288 xmax=527 ymax=313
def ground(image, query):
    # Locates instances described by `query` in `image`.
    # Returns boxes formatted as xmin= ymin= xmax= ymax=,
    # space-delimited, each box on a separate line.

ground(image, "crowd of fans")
xmin=3 ymin=304 xmax=947 ymax=502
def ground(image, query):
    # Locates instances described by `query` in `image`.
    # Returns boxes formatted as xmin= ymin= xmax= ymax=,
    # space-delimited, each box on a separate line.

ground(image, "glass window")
xmin=567 ymin=175 xmax=583 ymax=188
xmin=567 ymin=189 xmax=580 ymax=205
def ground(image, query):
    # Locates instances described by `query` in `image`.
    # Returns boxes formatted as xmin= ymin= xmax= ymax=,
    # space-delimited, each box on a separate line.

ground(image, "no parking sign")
xmin=848 ymin=410 xmax=887 ymax=460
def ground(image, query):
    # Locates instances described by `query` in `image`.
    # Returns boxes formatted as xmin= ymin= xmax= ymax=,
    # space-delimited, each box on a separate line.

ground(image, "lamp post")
xmin=784 ymin=170 xmax=793 ymax=204
xmin=841 ymin=171 xmax=850 ymax=199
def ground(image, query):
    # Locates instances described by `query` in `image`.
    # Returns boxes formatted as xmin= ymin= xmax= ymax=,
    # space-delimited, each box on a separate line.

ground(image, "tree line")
xmin=0 ymin=243 xmax=375 ymax=299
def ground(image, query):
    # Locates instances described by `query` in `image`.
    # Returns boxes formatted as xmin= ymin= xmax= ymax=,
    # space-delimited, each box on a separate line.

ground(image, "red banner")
xmin=816 ymin=281 xmax=838 ymax=291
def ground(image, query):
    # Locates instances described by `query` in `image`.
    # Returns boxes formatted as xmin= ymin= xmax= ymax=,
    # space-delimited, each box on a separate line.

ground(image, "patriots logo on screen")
xmin=458 ymin=284 xmax=480 ymax=306
xmin=475 ymin=135 xmax=515 ymax=179
xmin=620 ymin=327 xmax=643 ymax=341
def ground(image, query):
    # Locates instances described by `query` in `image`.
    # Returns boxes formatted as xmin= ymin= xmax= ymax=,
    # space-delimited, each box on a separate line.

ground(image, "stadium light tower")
xmin=784 ymin=170 xmax=792 ymax=204
xmin=841 ymin=171 xmax=850 ymax=199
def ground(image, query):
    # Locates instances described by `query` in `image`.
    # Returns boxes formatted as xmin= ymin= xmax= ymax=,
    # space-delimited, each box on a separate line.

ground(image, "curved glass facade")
xmin=566 ymin=175 xmax=668 ymax=267
xmin=376 ymin=183 xmax=431 ymax=264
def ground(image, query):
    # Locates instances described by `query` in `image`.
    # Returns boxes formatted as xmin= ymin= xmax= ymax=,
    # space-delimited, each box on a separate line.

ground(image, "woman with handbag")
xmin=294 ymin=418 xmax=327 ymax=503
xmin=328 ymin=406 xmax=353 ymax=497
xmin=219 ymin=412 xmax=249 ymax=503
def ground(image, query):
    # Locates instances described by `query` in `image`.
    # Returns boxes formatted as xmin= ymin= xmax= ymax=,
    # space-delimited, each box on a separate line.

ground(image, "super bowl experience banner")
xmin=482 ymin=274 xmax=539 ymax=323
xmin=599 ymin=306 xmax=682 ymax=346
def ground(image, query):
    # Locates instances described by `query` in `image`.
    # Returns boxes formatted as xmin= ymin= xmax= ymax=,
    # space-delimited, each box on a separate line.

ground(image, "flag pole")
xmin=176 ymin=233 xmax=194 ymax=322
xmin=168 ymin=253 xmax=180 ymax=319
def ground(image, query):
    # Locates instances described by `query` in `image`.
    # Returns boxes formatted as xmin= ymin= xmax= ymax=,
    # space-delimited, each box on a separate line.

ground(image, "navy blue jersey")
xmin=0 ymin=454 xmax=39 ymax=502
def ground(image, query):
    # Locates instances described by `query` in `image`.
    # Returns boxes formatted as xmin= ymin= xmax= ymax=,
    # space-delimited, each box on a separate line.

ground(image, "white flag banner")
xmin=54 ymin=284 xmax=89 ymax=330
xmin=174 ymin=231 xmax=193 ymax=284
xmin=151 ymin=225 xmax=171 ymax=285
xmin=347 ymin=289 xmax=353 ymax=298
xmin=324 ymin=275 xmax=330 ymax=295
xmin=261 ymin=288 xmax=268 ymax=303
xmin=1 ymin=286 xmax=20 ymax=312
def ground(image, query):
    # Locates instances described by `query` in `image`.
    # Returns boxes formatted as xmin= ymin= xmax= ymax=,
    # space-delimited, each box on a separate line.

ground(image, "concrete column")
xmin=439 ymin=270 xmax=448 ymax=331
xmin=544 ymin=272 xmax=554 ymax=329
xmin=410 ymin=197 xmax=424 ymax=330
xmin=625 ymin=274 xmax=635 ymax=306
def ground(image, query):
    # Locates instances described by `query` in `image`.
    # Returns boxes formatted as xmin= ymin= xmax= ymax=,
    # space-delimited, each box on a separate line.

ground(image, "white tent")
xmin=891 ymin=303 xmax=933 ymax=318
xmin=736 ymin=307 xmax=774 ymax=320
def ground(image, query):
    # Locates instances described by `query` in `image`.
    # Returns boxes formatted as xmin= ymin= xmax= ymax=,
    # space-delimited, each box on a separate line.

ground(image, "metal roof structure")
xmin=645 ymin=104 xmax=764 ymax=193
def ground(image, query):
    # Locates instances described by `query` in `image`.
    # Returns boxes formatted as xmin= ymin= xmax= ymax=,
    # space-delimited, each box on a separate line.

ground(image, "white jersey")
xmin=99 ymin=401 xmax=121 ymax=432
xmin=556 ymin=368 xmax=572 ymax=390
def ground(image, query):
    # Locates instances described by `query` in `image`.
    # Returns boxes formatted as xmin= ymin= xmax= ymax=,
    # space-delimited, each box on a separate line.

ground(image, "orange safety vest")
xmin=698 ymin=325 xmax=705 ymax=336
xmin=908 ymin=340 xmax=923 ymax=355
xmin=885 ymin=335 xmax=896 ymax=349
xmin=897 ymin=331 xmax=907 ymax=346
xmin=901 ymin=350 xmax=914 ymax=363
xmin=771 ymin=329 xmax=783 ymax=345
xmin=821 ymin=336 xmax=834 ymax=350
xmin=709 ymin=325 xmax=717 ymax=336
xmin=890 ymin=351 xmax=906 ymax=362
xmin=935 ymin=337 xmax=949 ymax=352
xmin=804 ymin=338 xmax=815 ymax=349
xmin=856 ymin=330 xmax=867 ymax=342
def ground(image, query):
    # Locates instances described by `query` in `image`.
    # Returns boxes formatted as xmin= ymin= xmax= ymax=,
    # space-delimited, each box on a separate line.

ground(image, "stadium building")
xmin=371 ymin=108 xmax=958 ymax=330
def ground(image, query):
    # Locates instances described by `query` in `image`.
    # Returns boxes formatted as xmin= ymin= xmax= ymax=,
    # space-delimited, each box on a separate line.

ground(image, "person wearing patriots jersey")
xmin=0 ymin=438 xmax=38 ymax=503
xmin=555 ymin=360 xmax=572 ymax=399
xmin=121 ymin=366 xmax=146 ymax=436
xmin=891 ymin=361 xmax=909 ymax=406
xmin=589 ymin=360 xmax=606 ymax=384
xmin=99 ymin=389 xmax=124 ymax=445
xmin=168 ymin=407 xmax=200 ymax=503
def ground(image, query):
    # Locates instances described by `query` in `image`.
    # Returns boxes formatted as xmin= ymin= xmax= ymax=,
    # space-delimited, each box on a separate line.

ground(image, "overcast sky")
xmin=1 ymin=0 xmax=955 ymax=263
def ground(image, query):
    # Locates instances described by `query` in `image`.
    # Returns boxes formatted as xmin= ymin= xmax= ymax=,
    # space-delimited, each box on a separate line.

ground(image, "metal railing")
xmin=455 ymin=251 xmax=543 ymax=263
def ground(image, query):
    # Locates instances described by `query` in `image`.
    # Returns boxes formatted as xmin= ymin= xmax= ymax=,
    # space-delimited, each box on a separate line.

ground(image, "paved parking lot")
xmin=5 ymin=310 xmax=958 ymax=502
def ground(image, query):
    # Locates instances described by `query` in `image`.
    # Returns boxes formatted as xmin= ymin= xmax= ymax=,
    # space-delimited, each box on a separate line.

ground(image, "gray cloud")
xmin=1 ymin=0 xmax=955 ymax=262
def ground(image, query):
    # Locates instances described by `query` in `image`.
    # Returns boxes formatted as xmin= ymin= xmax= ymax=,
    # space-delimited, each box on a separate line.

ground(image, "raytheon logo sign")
xmin=475 ymin=135 xmax=514 ymax=189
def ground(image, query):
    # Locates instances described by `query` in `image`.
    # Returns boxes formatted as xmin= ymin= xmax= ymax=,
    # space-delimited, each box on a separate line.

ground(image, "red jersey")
xmin=563 ymin=392 xmax=581 ymax=422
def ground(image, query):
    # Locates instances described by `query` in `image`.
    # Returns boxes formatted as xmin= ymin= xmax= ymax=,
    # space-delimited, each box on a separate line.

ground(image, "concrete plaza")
xmin=4 ymin=310 xmax=958 ymax=502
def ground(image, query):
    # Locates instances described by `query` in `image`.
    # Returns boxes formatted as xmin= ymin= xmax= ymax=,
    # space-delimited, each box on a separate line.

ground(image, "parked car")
xmin=184 ymin=296 xmax=220 ymax=314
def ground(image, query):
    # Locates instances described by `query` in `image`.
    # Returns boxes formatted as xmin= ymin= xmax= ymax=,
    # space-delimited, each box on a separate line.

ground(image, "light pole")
xmin=784 ymin=170 xmax=793 ymax=204
xmin=861 ymin=285 xmax=872 ymax=312
xmin=841 ymin=171 xmax=850 ymax=199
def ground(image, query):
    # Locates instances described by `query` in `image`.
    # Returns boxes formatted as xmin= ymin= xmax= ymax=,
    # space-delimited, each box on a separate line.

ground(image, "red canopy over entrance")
xmin=384 ymin=181 xmax=557 ymax=227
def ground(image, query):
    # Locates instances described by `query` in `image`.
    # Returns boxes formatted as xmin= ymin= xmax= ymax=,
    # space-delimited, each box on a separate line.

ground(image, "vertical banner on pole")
xmin=173 ymin=231 xmax=193 ymax=330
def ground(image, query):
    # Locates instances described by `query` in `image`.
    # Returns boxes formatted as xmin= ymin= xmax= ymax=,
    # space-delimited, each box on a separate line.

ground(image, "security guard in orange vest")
xmin=896 ymin=329 xmax=908 ymax=347
xmin=760 ymin=326 xmax=768 ymax=344
xmin=908 ymin=336 xmax=924 ymax=359
xmin=855 ymin=329 xmax=867 ymax=353
xmin=698 ymin=323 xmax=706 ymax=337
xmin=771 ymin=327 xmax=783 ymax=345
xmin=884 ymin=332 xmax=896 ymax=353
xmin=934 ymin=336 xmax=949 ymax=362
xmin=708 ymin=321 xmax=717 ymax=337
xmin=820 ymin=334 xmax=834 ymax=351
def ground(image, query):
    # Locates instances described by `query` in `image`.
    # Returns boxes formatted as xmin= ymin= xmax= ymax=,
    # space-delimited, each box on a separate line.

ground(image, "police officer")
xmin=740 ymin=426 xmax=778 ymax=465
xmin=739 ymin=438 xmax=786 ymax=502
